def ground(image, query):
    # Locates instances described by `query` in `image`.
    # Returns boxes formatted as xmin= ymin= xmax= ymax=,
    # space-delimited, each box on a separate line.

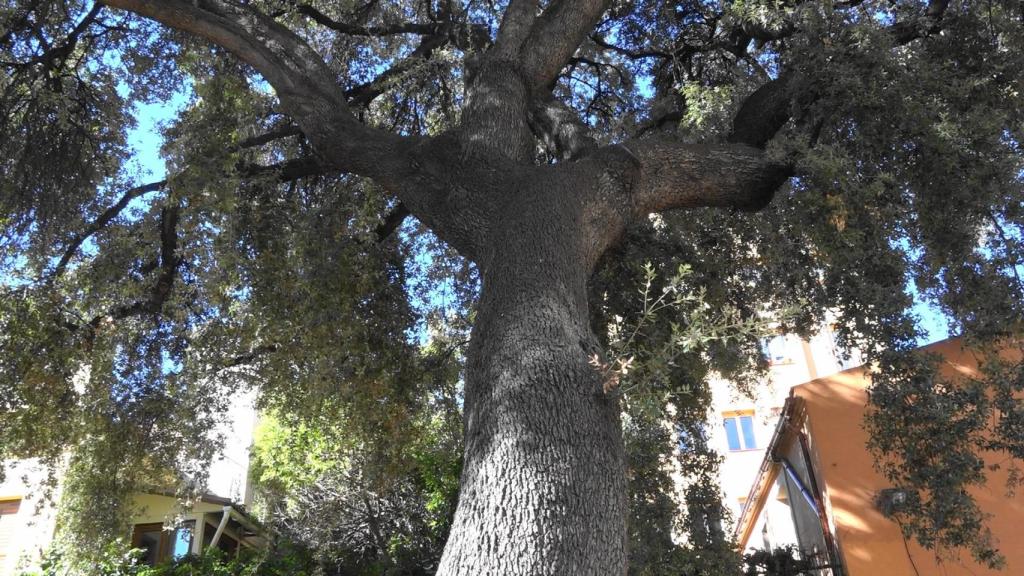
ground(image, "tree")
xmin=1 ymin=0 xmax=1022 ymax=574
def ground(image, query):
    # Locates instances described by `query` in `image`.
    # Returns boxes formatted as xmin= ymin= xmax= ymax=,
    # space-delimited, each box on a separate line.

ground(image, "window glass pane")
xmin=762 ymin=335 xmax=790 ymax=363
xmin=740 ymin=415 xmax=756 ymax=449
xmin=723 ymin=417 xmax=741 ymax=451
xmin=172 ymin=521 xmax=194 ymax=559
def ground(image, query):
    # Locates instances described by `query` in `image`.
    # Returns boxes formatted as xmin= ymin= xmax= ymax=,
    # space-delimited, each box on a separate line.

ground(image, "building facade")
xmin=734 ymin=338 xmax=1024 ymax=575
xmin=0 ymin=389 xmax=261 ymax=574
xmin=707 ymin=327 xmax=861 ymax=525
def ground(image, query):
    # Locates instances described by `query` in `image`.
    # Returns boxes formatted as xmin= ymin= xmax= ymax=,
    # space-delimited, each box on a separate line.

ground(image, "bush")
xmin=22 ymin=542 xmax=313 ymax=576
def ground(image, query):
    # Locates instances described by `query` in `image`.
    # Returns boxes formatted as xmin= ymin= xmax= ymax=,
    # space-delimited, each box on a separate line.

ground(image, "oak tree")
xmin=1 ymin=0 xmax=1022 ymax=574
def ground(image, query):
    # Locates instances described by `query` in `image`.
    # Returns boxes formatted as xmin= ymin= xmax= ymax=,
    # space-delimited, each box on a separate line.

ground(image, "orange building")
xmin=734 ymin=338 xmax=1024 ymax=575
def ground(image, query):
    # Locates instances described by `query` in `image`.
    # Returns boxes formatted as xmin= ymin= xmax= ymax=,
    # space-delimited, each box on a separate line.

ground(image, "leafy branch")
xmin=593 ymin=263 xmax=788 ymax=396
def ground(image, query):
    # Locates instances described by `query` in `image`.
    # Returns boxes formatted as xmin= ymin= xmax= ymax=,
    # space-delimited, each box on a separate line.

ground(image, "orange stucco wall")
xmin=795 ymin=338 xmax=1024 ymax=576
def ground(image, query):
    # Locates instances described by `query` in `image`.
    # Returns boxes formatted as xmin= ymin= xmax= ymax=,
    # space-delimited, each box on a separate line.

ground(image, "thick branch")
xmin=99 ymin=0 xmax=417 ymax=187
xmin=528 ymin=97 xmax=598 ymax=161
xmin=490 ymin=0 xmax=538 ymax=59
xmin=84 ymin=205 xmax=181 ymax=339
xmin=50 ymin=180 xmax=167 ymax=280
xmin=727 ymin=74 xmax=795 ymax=148
xmin=727 ymin=0 xmax=953 ymax=148
xmin=98 ymin=0 xmax=478 ymax=261
xmin=629 ymin=138 xmax=792 ymax=216
xmin=518 ymin=0 xmax=613 ymax=90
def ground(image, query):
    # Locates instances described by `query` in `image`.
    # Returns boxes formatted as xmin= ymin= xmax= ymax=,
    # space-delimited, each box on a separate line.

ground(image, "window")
xmin=0 ymin=499 xmax=21 ymax=568
xmin=723 ymin=411 xmax=757 ymax=451
xmin=761 ymin=334 xmax=793 ymax=365
xmin=131 ymin=520 xmax=194 ymax=566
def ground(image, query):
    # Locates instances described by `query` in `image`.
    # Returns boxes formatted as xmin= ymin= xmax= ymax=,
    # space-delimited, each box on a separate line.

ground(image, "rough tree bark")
xmin=99 ymin=1 xmax=793 ymax=574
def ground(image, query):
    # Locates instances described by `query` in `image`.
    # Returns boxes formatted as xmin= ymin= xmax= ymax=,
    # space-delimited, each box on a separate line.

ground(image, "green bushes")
xmin=22 ymin=542 xmax=313 ymax=576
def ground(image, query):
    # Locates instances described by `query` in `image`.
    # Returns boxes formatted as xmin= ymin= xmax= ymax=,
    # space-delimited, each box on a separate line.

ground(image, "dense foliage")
xmin=0 ymin=0 xmax=1022 ymax=572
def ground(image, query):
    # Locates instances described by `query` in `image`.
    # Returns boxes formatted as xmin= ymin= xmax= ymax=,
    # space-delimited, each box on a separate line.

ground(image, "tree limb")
xmin=296 ymin=4 xmax=439 ymax=37
xmin=22 ymin=3 xmax=103 ymax=72
xmin=236 ymin=156 xmax=327 ymax=182
xmin=0 ymin=1 xmax=43 ymax=49
xmin=490 ymin=0 xmax=538 ymax=59
xmin=727 ymin=0 xmax=953 ymax=148
xmin=223 ymin=343 xmax=280 ymax=369
xmin=629 ymin=138 xmax=792 ymax=216
xmin=528 ymin=96 xmax=598 ymax=161
xmin=345 ymin=33 xmax=449 ymax=108
xmin=82 ymin=204 xmax=181 ymax=343
xmin=49 ymin=180 xmax=167 ymax=281
xmin=589 ymin=34 xmax=670 ymax=60
xmin=50 ymin=150 xmax=323 ymax=284
xmin=296 ymin=4 xmax=489 ymax=51
xmin=235 ymin=124 xmax=302 ymax=149
xmin=518 ymin=0 xmax=613 ymax=90
xmin=99 ymin=0 xmax=418 ymax=187
xmin=727 ymin=74 xmax=796 ymax=148
xmin=891 ymin=0 xmax=951 ymax=44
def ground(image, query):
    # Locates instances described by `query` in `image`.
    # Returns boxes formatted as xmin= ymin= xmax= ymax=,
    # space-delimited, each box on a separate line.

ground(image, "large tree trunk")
xmin=436 ymin=180 xmax=629 ymax=575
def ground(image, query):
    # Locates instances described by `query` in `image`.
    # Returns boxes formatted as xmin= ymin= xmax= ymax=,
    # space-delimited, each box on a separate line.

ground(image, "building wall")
xmin=796 ymin=339 xmax=1024 ymax=576
xmin=710 ymin=327 xmax=859 ymax=524
xmin=0 ymin=460 xmax=60 ymax=576
xmin=0 ymin=388 xmax=259 ymax=573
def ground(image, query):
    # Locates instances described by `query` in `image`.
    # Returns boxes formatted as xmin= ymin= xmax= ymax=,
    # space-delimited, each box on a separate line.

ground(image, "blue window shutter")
xmin=740 ymin=415 xmax=756 ymax=449
xmin=724 ymin=418 xmax=741 ymax=451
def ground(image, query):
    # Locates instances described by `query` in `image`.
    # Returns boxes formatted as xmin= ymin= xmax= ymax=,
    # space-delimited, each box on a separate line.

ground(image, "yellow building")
xmin=0 ymin=389 xmax=263 ymax=574
xmin=735 ymin=338 xmax=1024 ymax=575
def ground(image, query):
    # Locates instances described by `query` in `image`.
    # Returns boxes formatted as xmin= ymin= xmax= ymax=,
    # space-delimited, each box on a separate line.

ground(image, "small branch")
xmin=236 ymin=156 xmax=327 ymax=182
xmin=235 ymin=125 xmax=302 ymax=149
xmin=223 ymin=343 xmax=280 ymax=369
xmin=986 ymin=210 xmax=1024 ymax=298
xmin=0 ymin=1 xmax=43 ymax=49
xmin=296 ymin=4 xmax=440 ymax=37
xmin=890 ymin=0 xmax=951 ymax=44
xmin=345 ymin=34 xmax=448 ymax=107
xmin=49 ymin=180 xmax=167 ymax=280
xmin=21 ymin=3 xmax=102 ymax=72
xmin=296 ymin=4 xmax=489 ymax=51
xmin=589 ymin=34 xmax=670 ymax=60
